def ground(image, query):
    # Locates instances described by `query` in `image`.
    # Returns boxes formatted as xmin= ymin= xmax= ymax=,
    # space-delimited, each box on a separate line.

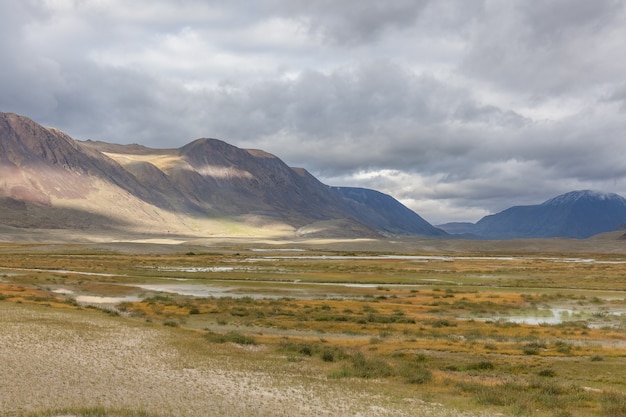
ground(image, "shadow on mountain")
xmin=1 ymin=113 xmax=446 ymax=238
xmin=332 ymin=187 xmax=447 ymax=236
xmin=0 ymin=197 xmax=129 ymax=230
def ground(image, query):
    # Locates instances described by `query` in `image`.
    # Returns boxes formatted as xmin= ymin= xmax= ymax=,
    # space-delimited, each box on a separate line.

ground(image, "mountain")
xmin=0 ymin=112 xmax=171 ymax=231
xmin=439 ymin=190 xmax=626 ymax=239
xmin=331 ymin=187 xmax=447 ymax=236
xmin=435 ymin=222 xmax=479 ymax=237
xmin=0 ymin=112 xmax=444 ymax=238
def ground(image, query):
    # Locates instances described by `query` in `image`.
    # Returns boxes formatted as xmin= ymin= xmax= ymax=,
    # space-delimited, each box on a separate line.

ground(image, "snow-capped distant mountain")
xmin=541 ymin=190 xmax=626 ymax=207
xmin=438 ymin=190 xmax=626 ymax=239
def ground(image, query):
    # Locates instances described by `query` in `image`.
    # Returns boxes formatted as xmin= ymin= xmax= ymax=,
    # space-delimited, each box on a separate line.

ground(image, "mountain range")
xmin=3 ymin=112 xmax=626 ymax=241
xmin=437 ymin=190 xmax=626 ymax=239
xmin=0 ymin=112 xmax=445 ymax=238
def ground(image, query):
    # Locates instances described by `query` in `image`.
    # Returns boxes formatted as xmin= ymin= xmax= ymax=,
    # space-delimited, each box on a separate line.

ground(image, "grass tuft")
xmin=17 ymin=406 xmax=166 ymax=417
xmin=330 ymin=352 xmax=393 ymax=379
xmin=205 ymin=330 xmax=256 ymax=345
xmin=602 ymin=392 xmax=626 ymax=417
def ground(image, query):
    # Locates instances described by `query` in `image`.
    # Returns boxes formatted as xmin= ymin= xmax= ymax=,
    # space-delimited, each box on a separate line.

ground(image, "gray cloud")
xmin=274 ymin=0 xmax=431 ymax=44
xmin=462 ymin=0 xmax=626 ymax=96
xmin=1 ymin=0 xmax=626 ymax=224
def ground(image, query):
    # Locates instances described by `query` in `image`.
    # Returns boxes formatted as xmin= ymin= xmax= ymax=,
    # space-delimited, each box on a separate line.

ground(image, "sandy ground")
xmin=0 ymin=302 xmax=496 ymax=417
xmin=97 ymin=234 xmax=626 ymax=255
xmin=2 ymin=224 xmax=626 ymax=256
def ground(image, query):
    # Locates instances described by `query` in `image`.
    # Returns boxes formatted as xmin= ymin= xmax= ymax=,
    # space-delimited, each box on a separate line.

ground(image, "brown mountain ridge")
xmin=0 ymin=112 xmax=445 ymax=238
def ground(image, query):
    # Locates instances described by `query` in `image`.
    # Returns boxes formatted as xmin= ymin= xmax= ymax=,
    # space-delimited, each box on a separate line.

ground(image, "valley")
xmin=2 ymin=112 xmax=626 ymax=416
xmin=1 ymin=238 xmax=626 ymax=417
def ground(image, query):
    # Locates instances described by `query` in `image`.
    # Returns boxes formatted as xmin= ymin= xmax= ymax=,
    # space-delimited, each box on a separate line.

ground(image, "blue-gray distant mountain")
xmin=440 ymin=190 xmax=626 ymax=239
xmin=434 ymin=222 xmax=479 ymax=237
xmin=0 ymin=112 xmax=444 ymax=238
xmin=331 ymin=187 xmax=447 ymax=237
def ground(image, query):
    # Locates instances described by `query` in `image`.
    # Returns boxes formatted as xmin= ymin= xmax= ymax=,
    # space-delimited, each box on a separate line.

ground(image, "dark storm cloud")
xmin=200 ymin=61 xmax=530 ymax=176
xmin=1 ymin=0 xmax=626 ymax=223
xmin=274 ymin=0 xmax=430 ymax=44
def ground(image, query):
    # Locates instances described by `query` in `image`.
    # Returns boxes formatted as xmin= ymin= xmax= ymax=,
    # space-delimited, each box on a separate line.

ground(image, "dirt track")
xmin=0 ymin=302 xmax=491 ymax=417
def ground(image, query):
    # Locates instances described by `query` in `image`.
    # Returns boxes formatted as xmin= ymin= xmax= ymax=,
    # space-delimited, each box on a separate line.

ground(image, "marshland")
xmin=1 ymin=239 xmax=626 ymax=417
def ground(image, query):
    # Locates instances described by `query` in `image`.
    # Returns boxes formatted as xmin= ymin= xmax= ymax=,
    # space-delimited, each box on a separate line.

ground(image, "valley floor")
xmin=0 ymin=302 xmax=477 ymax=417
xmin=1 ymin=238 xmax=626 ymax=417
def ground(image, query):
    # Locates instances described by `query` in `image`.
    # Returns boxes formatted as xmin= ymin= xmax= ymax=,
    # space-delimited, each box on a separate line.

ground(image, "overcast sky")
xmin=2 ymin=0 xmax=626 ymax=224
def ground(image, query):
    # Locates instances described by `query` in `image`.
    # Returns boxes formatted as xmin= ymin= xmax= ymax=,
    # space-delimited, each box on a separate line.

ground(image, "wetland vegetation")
xmin=1 ymin=241 xmax=626 ymax=416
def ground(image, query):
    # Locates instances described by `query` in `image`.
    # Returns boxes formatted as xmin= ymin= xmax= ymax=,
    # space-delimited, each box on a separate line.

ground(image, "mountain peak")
xmin=469 ymin=189 xmax=626 ymax=239
xmin=180 ymin=138 xmax=233 ymax=152
xmin=0 ymin=111 xmax=89 ymax=169
xmin=541 ymin=190 xmax=625 ymax=207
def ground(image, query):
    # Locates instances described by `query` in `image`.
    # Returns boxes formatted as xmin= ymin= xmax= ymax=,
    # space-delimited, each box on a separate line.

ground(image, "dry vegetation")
xmin=1 ymin=241 xmax=626 ymax=417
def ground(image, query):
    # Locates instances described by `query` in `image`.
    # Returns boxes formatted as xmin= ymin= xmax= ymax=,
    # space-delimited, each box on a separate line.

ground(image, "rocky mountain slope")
xmin=0 ymin=112 xmax=444 ymax=238
xmin=438 ymin=190 xmax=626 ymax=239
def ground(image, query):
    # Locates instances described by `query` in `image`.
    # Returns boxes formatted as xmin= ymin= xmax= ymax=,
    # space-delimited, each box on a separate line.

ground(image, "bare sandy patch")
xmin=113 ymin=238 xmax=187 ymax=245
xmin=0 ymin=302 xmax=481 ymax=417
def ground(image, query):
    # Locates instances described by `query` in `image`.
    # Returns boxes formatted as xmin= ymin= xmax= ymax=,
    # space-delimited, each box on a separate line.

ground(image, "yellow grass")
xmin=1 ymin=243 xmax=626 ymax=416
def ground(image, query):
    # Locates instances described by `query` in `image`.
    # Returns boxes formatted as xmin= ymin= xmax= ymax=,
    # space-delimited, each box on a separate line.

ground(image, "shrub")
xmin=205 ymin=331 xmax=256 ymax=345
xmin=345 ymin=352 xmax=393 ymax=379
xmin=64 ymin=297 xmax=79 ymax=307
xmin=430 ymin=319 xmax=456 ymax=328
xmin=555 ymin=341 xmax=572 ymax=354
xmin=401 ymin=362 xmax=432 ymax=384
xmin=321 ymin=349 xmax=335 ymax=362
xmin=467 ymin=361 xmax=495 ymax=371
xmin=523 ymin=346 xmax=540 ymax=355
xmin=538 ymin=368 xmax=556 ymax=377
xmin=457 ymin=381 xmax=525 ymax=407
xmin=229 ymin=308 xmax=249 ymax=317
xmin=522 ymin=342 xmax=545 ymax=355
xmin=299 ymin=345 xmax=313 ymax=356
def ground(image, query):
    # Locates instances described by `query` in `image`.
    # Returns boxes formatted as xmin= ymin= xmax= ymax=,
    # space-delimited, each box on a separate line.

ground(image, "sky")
xmin=2 ymin=0 xmax=626 ymax=225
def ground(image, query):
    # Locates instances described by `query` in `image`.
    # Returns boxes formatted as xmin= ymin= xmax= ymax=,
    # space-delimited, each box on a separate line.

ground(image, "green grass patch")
xmin=204 ymin=330 xmax=256 ymax=345
xmin=331 ymin=352 xmax=394 ymax=379
xmin=602 ymin=391 xmax=626 ymax=417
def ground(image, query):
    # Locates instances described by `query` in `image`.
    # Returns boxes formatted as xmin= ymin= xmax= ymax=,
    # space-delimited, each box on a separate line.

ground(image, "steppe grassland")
xmin=1 ymin=242 xmax=626 ymax=417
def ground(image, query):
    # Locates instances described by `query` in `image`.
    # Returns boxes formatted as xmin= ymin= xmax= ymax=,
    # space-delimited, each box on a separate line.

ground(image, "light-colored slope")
xmin=102 ymin=151 xmax=186 ymax=171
